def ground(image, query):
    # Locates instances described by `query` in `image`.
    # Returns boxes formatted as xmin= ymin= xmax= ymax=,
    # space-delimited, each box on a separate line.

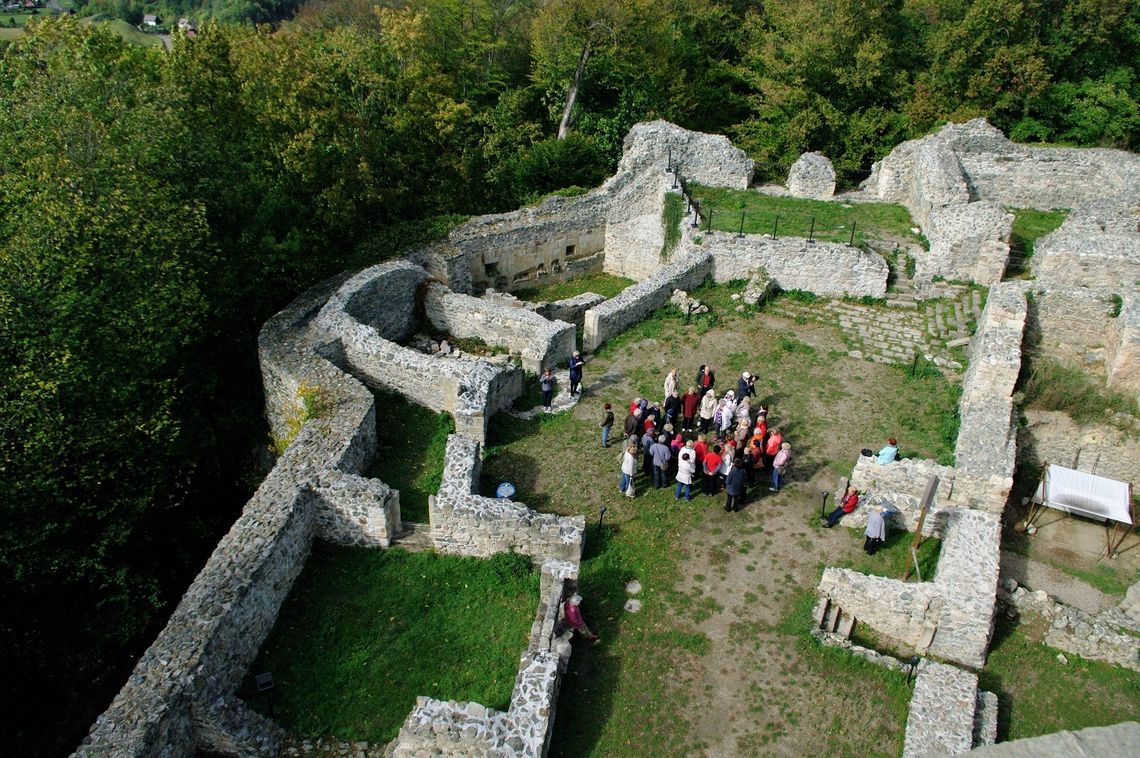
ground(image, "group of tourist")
xmin=604 ymin=365 xmax=794 ymax=514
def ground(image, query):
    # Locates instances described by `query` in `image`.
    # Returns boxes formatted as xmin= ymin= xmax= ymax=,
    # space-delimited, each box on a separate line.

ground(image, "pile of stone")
xmin=1000 ymin=578 xmax=1140 ymax=672
xmin=732 ymin=268 xmax=776 ymax=309
xmin=670 ymin=288 xmax=708 ymax=315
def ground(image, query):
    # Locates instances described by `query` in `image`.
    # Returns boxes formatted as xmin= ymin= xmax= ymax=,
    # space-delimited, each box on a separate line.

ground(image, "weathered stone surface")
xmin=903 ymin=659 xmax=979 ymax=757
xmin=787 ymin=152 xmax=836 ymax=199
xmin=707 ymin=234 xmax=888 ymax=298
xmin=966 ymin=721 xmax=1140 ymax=756
xmin=1018 ymin=409 xmax=1140 ymax=491
xmin=1106 ymin=291 xmax=1140 ymax=394
xmin=921 ymin=202 xmax=1013 ymax=285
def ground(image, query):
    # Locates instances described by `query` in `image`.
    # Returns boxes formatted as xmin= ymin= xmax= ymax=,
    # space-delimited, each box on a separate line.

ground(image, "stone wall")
xmin=706 ymin=234 xmax=888 ymax=297
xmin=952 ymin=282 xmax=1028 ymax=512
xmin=583 ymin=251 xmax=713 ymax=352
xmin=921 ymin=202 xmax=1013 ymax=284
xmin=902 ymin=660 xmax=988 ymax=757
xmin=315 ymin=262 xmax=524 ymax=445
xmin=847 ymin=455 xmax=955 ymax=536
xmin=1030 ymin=288 xmax=1118 ymax=370
xmin=865 ymin=119 xmax=1140 ymax=214
xmin=967 ymin=721 xmax=1140 ymax=757
xmin=430 ymin=435 xmax=585 ymax=564
xmin=1031 ymin=199 xmax=1140 ymax=291
xmin=1000 ymin=580 xmax=1140 ymax=672
xmin=424 ymin=282 xmax=576 ymax=373
xmin=1018 ymin=410 xmax=1140 ymax=489
xmin=390 ymin=560 xmax=579 ymax=757
xmin=1106 ymin=291 xmax=1140 ymax=394
xmin=535 ymin=292 xmax=608 ymax=330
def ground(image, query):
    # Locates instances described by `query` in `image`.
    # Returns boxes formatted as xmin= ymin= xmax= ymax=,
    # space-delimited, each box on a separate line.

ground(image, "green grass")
xmin=828 ymin=527 xmax=943 ymax=582
xmin=1037 ymin=558 xmax=1137 ymax=597
xmin=242 ymin=546 xmax=537 ymax=743
xmin=365 ymin=390 xmax=454 ymax=523
xmin=661 ymin=192 xmax=684 ymax=259
xmin=690 ymin=185 xmax=920 ymax=246
xmin=2 ymin=10 xmax=52 ymax=28
xmin=513 ymin=272 xmax=635 ymax=302
xmin=1021 ymin=357 xmax=1139 ymax=426
xmin=1007 ymin=208 xmax=1069 ymax=275
xmin=82 ymin=17 xmax=165 ymax=47
xmin=979 ymin=614 xmax=1140 ymax=741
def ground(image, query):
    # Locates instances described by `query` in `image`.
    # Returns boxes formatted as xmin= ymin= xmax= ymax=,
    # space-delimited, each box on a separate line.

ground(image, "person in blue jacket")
xmin=876 ymin=437 xmax=899 ymax=464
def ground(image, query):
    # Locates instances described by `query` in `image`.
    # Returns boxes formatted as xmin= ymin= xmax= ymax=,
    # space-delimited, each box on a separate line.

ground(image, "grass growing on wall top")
xmin=366 ymin=390 xmax=454 ymax=523
xmin=661 ymin=192 xmax=685 ymax=259
xmin=1008 ymin=208 xmax=1068 ymax=260
xmin=242 ymin=546 xmax=537 ymax=744
xmin=689 ymin=185 xmax=921 ymax=246
xmin=513 ymin=272 xmax=635 ymax=302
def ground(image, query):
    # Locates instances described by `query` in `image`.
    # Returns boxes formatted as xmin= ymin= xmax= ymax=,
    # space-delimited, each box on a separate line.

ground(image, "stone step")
xmin=836 ymin=612 xmax=856 ymax=639
xmin=391 ymin=522 xmax=434 ymax=551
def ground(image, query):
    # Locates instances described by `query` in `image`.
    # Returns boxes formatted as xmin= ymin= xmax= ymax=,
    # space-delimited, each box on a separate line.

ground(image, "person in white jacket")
xmin=674 ymin=449 xmax=696 ymax=501
xmin=620 ymin=443 xmax=638 ymax=497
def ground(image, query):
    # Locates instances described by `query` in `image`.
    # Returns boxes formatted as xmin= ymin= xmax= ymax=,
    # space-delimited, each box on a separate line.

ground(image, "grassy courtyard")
xmin=242 ymin=545 xmax=537 ymax=744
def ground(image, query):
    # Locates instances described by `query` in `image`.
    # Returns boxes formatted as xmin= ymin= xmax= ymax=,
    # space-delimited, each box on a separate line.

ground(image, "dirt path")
xmin=999 ymin=550 xmax=1117 ymax=614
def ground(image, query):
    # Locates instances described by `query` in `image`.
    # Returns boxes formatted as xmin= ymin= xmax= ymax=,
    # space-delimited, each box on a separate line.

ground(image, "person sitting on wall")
xmin=876 ymin=437 xmax=899 ymax=465
xmin=824 ymin=486 xmax=861 ymax=528
xmin=563 ymin=594 xmax=599 ymax=642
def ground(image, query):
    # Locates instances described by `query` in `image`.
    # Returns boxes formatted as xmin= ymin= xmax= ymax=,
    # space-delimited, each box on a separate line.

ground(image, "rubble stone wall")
xmin=424 ymin=282 xmax=576 ymax=373
xmin=902 ymin=660 xmax=981 ymax=758
xmin=1031 ymin=288 xmax=1118 ymax=369
xmin=952 ymin=282 xmax=1028 ymax=511
xmin=1107 ymin=291 xmax=1140 ymax=394
xmin=430 ymin=435 xmax=585 ymax=565
xmin=921 ymin=202 xmax=1013 ymax=284
xmin=847 ymin=455 xmax=955 ymax=536
xmin=707 ymin=235 xmax=888 ymax=297
xmin=1018 ymin=410 xmax=1140 ymax=488
xmin=583 ymin=251 xmax=713 ymax=352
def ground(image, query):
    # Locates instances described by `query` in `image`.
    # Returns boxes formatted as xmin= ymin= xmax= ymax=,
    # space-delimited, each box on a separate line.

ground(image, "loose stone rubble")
xmin=77 ymin=118 xmax=1140 ymax=757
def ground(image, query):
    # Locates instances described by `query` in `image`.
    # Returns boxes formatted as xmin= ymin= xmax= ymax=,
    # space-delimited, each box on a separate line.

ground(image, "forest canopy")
xmin=0 ymin=1 xmax=1137 ymax=754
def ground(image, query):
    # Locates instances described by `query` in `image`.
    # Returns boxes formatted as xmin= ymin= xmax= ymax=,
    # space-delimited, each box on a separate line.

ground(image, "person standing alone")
xmin=568 ymin=351 xmax=585 ymax=396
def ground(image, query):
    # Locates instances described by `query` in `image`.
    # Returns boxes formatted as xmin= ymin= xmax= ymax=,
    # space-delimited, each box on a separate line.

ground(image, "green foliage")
xmin=661 ymin=192 xmax=684 ymax=259
xmin=1008 ymin=207 xmax=1069 ymax=274
xmin=1110 ymin=293 xmax=1124 ymax=318
xmin=242 ymin=545 xmax=536 ymax=743
xmin=509 ymin=134 xmax=610 ymax=206
xmin=1021 ymin=358 xmax=1140 ymax=425
xmin=366 ymin=391 xmax=454 ymax=523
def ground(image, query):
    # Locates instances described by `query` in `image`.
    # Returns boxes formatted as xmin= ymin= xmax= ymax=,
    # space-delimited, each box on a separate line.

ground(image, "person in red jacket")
xmin=702 ymin=443 xmax=723 ymax=495
xmin=824 ymin=486 xmax=860 ymax=528
xmin=681 ymin=386 xmax=701 ymax=431
xmin=563 ymin=594 xmax=598 ymax=642
xmin=764 ymin=427 xmax=783 ymax=468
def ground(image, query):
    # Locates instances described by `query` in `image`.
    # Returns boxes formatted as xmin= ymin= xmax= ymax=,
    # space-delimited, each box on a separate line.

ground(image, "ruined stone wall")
xmin=601 ymin=171 xmax=673 ymax=281
xmin=847 ymin=455 xmax=955 ymax=536
xmin=952 ymin=282 xmax=1028 ymax=511
xmin=903 ymin=660 xmax=989 ymax=758
xmin=1106 ymin=291 xmax=1140 ymax=394
xmin=707 ymin=235 xmax=888 ymax=297
xmin=315 ymin=262 xmax=524 ymax=445
xmin=583 ymin=251 xmax=713 ymax=352
xmin=1018 ymin=410 xmax=1140 ymax=489
xmin=431 ymin=435 xmax=585 ymax=564
xmin=1030 ymin=288 xmax=1118 ymax=370
xmin=967 ymin=721 xmax=1140 ymax=757
xmin=424 ymin=282 xmax=576 ymax=373
xmin=535 ymin=292 xmax=608 ymax=330
xmin=921 ymin=202 xmax=1013 ymax=284
xmin=818 ymin=568 xmax=942 ymax=645
xmin=927 ymin=510 xmax=1001 ymax=667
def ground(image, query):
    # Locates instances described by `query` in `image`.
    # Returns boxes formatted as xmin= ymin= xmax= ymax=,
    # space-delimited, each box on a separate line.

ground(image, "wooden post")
xmin=903 ymin=475 xmax=939 ymax=581
xmin=1025 ymin=462 xmax=1048 ymax=529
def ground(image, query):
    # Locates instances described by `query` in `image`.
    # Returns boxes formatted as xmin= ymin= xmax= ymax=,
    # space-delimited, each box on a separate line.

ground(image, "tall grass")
xmin=661 ymin=192 xmax=684 ymax=259
xmin=1022 ymin=358 xmax=1139 ymax=424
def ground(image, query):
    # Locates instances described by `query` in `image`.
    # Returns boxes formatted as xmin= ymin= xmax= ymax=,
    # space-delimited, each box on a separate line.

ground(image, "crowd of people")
xmin=603 ymin=364 xmax=795 ymax=514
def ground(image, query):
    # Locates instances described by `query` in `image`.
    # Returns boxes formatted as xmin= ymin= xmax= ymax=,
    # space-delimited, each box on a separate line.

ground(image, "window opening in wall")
xmin=566 ymin=244 xmax=576 ymax=257
xmin=484 ymin=262 xmax=499 ymax=280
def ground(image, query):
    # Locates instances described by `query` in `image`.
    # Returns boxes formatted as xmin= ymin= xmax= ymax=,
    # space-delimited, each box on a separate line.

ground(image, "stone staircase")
xmin=390 ymin=521 xmax=434 ymax=551
xmin=769 ymin=281 xmax=984 ymax=375
xmin=813 ymin=595 xmax=857 ymax=639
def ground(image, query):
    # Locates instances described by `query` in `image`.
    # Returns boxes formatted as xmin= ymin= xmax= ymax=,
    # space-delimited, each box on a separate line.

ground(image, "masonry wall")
xmin=1018 ymin=410 xmax=1140 ymax=488
xmin=927 ymin=510 xmax=1001 ymax=667
xmin=583 ymin=251 xmax=713 ymax=352
xmin=847 ymin=455 xmax=954 ymax=536
xmin=1106 ymin=291 xmax=1140 ymax=394
xmin=818 ymin=568 xmax=942 ymax=646
xmin=1030 ymin=288 xmax=1118 ymax=370
xmin=952 ymin=282 xmax=1028 ymax=511
xmin=707 ymin=236 xmax=888 ymax=297
xmin=922 ymin=202 xmax=1013 ymax=284
xmin=424 ymin=282 xmax=576 ymax=373
xmin=431 ymin=436 xmax=585 ymax=565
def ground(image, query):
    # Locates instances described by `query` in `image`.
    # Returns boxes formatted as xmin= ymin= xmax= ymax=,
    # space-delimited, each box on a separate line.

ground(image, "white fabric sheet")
xmin=1033 ymin=464 xmax=1133 ymax=525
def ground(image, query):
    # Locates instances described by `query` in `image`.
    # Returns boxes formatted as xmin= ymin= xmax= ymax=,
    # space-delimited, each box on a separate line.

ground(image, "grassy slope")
xmin=242 ymin=545 xmax=537 ymax=743
xmin=513 ymin=272 xmax=635 ymax=302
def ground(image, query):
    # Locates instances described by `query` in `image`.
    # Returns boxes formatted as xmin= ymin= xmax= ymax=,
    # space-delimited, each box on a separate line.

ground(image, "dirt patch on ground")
xmin=482 ymin=289 xmax=955 ymax=756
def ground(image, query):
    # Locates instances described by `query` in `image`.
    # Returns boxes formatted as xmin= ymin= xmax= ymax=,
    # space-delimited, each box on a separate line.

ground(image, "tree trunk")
xmin=557 ymin=38 xmax=592 ymax=140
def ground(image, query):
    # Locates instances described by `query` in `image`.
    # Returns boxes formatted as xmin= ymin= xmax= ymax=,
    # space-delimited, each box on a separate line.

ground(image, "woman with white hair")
xmin=719 ymin=391 xmax=737 ymax=436
xmin=563 ymin=593 xmax=599 ymax=642
xmin=698 ymin=388 xmax=717 ymax=433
